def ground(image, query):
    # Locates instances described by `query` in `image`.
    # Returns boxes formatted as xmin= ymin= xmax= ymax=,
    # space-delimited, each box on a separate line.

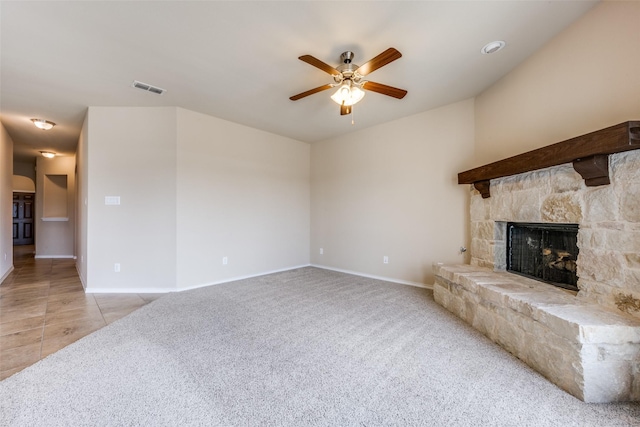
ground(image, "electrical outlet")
xmin=319 ymin=248 xmax=323 ymax=255
xmin=383 ymin=256 xmax=389 ymax=264
xmin=114 ymin=263 xmax=121 ymax=272
xmin=222 ymin=256 xmax=228 ymax=265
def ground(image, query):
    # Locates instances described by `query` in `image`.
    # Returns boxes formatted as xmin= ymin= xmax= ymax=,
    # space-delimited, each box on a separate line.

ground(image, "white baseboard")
xmin=177 ymin=264 xmax=312 ymax=292
xmin=0 ymin=266 xmax=15 ymax=284
xmin=310 ymin=264 xmax=433 ymax=290
xmin=83 ymin=264 xmax=433 ymax=294
xmin=85 ymin=264 xmax=313 ymax=294
xmin=85 ymin=286 xmax=175 ymax=294
xmin=35 ymin=255 xmax=75 ymax=259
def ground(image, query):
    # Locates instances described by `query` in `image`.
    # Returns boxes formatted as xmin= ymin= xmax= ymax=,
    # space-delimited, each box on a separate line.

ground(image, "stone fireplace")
xmin=467 ymin=150 xmax=640 ymax=315
xmin=434 ymin=122 xmax=640 ymax=402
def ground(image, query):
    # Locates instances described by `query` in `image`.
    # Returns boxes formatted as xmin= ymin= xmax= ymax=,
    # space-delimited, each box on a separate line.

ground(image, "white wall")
xmin=35 ymin=155 xmax=76 ymax=258
xmin=475 ymin=1 xmax=640 ymax=165
xmin=86 ymin=107 xmax=177 ymax=292
xmin=0 ymin=122 xmax=14 ymax=282
xmin=311 ymin=99 xmax=475 ymax=286
xmin=176 ymin=108 xmax=310 ymax=289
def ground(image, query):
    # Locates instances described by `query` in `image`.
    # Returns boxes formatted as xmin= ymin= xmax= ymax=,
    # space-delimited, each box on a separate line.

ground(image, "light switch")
xmin=105 ymin=196 xmax=120 ymax=205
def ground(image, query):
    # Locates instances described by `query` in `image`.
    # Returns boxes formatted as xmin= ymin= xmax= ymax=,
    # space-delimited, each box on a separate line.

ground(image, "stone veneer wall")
xmin=469 ymin=150 xmax=640 ymax=319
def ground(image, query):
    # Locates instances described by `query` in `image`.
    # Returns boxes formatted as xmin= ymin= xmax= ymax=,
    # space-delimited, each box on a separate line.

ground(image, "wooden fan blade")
xmin=299 ymin=55 xmax=341 ymax=76
xmin=362 ymin=81 xmax=407 ymax=99
xmin=290 ymin=84 xmax=334 ymax=101
xmin=340 ymin=103 xmax=351 ymax=115
xmin=355 ymin=48 xmax=402 ymax=76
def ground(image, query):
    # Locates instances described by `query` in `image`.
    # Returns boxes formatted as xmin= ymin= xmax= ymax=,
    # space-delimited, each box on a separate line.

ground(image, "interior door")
xmin=13 ymin=192 xmax=34 ymax=246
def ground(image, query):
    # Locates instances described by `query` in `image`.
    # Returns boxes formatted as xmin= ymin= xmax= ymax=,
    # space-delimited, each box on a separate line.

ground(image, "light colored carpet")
xmin=1 ymin=267 xmax=638 ymax=426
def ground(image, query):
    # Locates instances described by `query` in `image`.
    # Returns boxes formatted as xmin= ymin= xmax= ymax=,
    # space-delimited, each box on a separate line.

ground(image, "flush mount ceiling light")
xmin=31 ymin=118 xmax=56 ymax=130
xmin=40 ymin=151 xmax=56 ymax=158
xmin=481 ymin=40 xmax=506 ymax=55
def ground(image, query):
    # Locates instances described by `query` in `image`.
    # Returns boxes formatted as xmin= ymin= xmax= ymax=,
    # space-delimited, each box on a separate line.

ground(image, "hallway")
xmin=0 ymin=246 xmax=163 ymax=380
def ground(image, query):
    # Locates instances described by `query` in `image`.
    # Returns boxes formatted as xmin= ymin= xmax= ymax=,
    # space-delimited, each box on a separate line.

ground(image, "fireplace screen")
xmin=506 ymin=222 xmax=579 ymax=291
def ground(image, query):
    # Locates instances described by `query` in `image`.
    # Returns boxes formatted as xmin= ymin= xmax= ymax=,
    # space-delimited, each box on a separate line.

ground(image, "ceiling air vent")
xmin=131 ymin=80 xmax=166 ymax=95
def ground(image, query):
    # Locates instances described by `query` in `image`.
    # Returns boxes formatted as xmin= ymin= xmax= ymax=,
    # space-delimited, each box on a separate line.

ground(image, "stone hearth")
xmin=434 ymin=264 xmax=640 ymax=402
xmin=434 ymin=143 xmax=640 ymax=402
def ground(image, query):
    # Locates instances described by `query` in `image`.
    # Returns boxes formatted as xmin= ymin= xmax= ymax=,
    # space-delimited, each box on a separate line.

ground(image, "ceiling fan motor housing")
xmin=340 ymin=51 xmax=355 ymax=64
xmin=337 ymin=51 xmax=361 ymax=83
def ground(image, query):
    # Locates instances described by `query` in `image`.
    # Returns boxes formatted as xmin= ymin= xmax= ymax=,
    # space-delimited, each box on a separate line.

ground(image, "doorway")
xmin=13 ymin=192 xmax=35 ymax=246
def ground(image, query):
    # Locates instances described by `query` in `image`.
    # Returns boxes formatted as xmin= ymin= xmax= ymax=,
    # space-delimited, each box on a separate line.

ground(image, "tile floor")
xmin=0 ymin=245 xmax=164 ymax=380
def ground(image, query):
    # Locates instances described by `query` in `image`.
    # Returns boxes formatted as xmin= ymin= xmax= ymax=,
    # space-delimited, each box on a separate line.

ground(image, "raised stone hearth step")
xmin=433 ymin=263 xmax=640 ymax=403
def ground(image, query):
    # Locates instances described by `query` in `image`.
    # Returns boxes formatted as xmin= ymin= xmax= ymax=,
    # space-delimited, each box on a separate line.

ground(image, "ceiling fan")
xmin=290 ymin=48 xmax=407 ymax=116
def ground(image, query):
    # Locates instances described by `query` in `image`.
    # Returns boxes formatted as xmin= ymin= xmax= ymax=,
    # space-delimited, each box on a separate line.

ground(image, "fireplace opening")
xmin=506 ymin=222 xmax=579 ymax=291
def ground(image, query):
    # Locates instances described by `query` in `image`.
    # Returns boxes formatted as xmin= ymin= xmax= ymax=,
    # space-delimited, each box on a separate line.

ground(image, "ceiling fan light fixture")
xmin=481 ymin=40 xmax=506 ymax=55
xmin=40 ymin=151 xmax=56 ymax=158
xmin=330 ymin=83 xmax=365 ymax=107
xmin=31 ymin=118 xmax=56 ymax=130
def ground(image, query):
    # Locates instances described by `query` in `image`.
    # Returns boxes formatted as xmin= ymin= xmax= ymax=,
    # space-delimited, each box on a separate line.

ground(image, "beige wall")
xmin=86 ymin=107 xmax=177 ymax=292
xmin=0 ymin=122 xmax=14 ymax=281
xmin=475 ymin=1 xmax=640 ymax=165
xmin=12 ymin=175 xmax=35 ymax=193
xmin=83 ymin=106 xmax=310 ymax=292
xmin=175 ymin=108 xmax=310 ymax=290
xmin=311 ymin=99 xmax=475 ymax=286
xmin=34 ymin=155 xmax=76 ymax=258
xmin=13 ymin=160 xmax=35 ymax=181
xmin=75 ymin=114 xmax=88 ymax=287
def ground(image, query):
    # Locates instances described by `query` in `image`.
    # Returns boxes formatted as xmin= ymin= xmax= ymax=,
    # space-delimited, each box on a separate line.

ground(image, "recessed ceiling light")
xmin=40 ymin=151 xmax=56 ymax=158
xmin=31 ymin=118 xmax=56 ymax=130
xmin=481 ymin=40 xmax=506 ymax=55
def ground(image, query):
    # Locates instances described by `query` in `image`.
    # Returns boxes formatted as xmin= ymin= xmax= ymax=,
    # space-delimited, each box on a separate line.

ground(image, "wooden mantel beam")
xmin=458 ymin=121 xmax=640 ymax=197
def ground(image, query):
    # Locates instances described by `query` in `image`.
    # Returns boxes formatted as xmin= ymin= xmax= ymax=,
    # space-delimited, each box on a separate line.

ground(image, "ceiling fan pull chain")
xmin=351 ymin=106 xmax=355 ymax=126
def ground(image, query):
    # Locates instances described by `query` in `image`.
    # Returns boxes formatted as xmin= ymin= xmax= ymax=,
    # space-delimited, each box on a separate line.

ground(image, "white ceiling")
xmin=1 ymin=1 xmax=598 ymax=162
